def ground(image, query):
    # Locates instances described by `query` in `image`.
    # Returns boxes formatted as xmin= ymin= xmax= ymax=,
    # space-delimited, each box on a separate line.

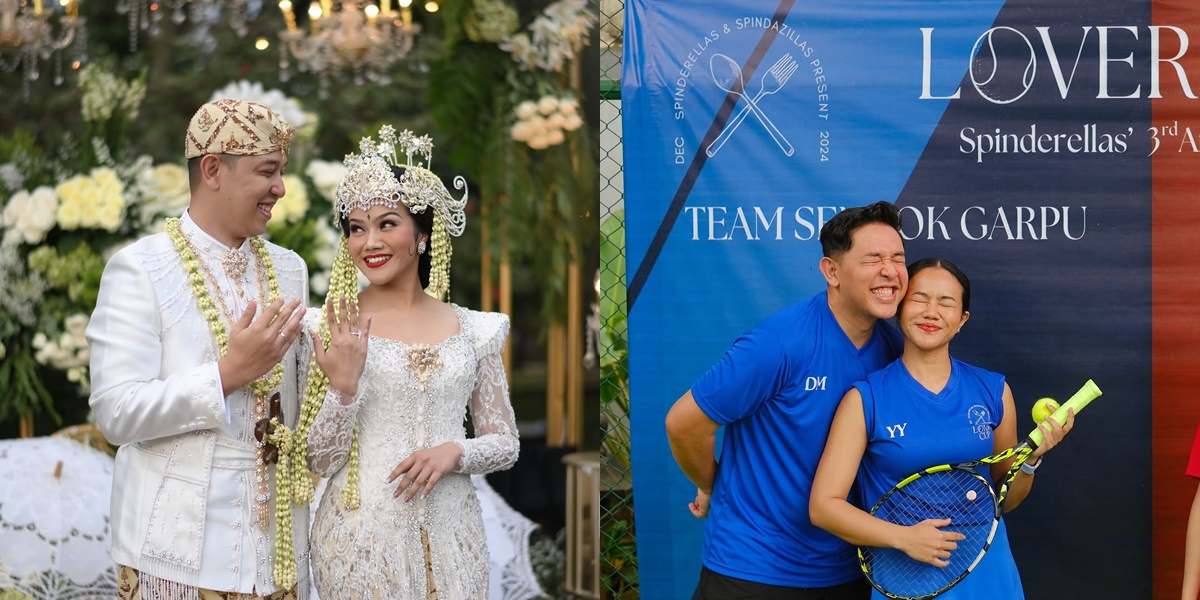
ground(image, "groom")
xmin=88 ymin=99 xmax=310 ymax=599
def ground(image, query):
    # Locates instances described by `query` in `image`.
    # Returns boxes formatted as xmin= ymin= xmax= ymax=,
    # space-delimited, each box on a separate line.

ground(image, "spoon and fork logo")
xmin=707 ymin=52 xmax=800 ymax=158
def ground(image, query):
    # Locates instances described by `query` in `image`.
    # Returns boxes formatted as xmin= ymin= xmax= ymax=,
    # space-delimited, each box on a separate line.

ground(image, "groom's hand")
xmin=218 ymin=298 xmax=306 ymax=395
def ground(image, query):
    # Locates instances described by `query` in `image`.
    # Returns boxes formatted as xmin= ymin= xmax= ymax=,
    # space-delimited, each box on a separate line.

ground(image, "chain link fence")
xmin=598 ymin=0 xmax=636 ymax=598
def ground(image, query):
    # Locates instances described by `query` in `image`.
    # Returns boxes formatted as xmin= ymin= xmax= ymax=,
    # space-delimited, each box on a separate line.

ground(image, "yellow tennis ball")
xmin=1031 ymin=397 xmax=1060 ymax=424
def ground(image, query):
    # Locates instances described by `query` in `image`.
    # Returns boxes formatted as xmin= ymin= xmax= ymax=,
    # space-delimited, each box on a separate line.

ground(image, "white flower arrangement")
xmin=55 ymin=167 xmax=127 ymax=232
xmin=299 ymin=199 xmax=343 ymax=297
xmin=2 ymin=186 xmax=59 ymax=246
xmin=272 ymin=175 xmax=310 ymax=223
xmin=0 ymin=245 xmax=46 ymax=329
xmin=135 ymin=163 xmax=191 ymax=221
xmin=32 ymin=313 xmax=92 ymax=391
xmin=0 ymin=163 xmax=24 ymax=193
xmin=79 ymin=64 xmax=147 ymax=123
xmin=210 ymin=80 xmax=311 ymax=132
xmin=0 ymin=64 xmax=168 ymax=421
xmin=510 ymin=95 xmax=584 ymax=149
xmin=305 ymin=160 xmax=349 ymax=203
xmin=500 ymin=0 xmax=596 ymax=73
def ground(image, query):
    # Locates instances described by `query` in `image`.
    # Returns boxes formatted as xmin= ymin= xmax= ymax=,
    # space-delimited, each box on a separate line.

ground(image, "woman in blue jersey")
xmin=809 ymin=257 xmax=1074 ymax=599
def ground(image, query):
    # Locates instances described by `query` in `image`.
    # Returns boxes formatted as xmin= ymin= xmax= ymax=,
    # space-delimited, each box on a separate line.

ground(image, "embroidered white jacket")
xmin=87 ymin=212 xmax=310 ymax=596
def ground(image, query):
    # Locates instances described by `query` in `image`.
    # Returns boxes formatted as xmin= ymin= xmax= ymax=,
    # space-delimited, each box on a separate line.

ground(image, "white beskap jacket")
xmin=87 ymin=212 xmax=309 ymax=596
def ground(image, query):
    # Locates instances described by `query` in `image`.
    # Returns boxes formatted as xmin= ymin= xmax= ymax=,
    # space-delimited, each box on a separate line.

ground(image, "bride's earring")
xmin=418 ymin=240 xmax=427 ymax=254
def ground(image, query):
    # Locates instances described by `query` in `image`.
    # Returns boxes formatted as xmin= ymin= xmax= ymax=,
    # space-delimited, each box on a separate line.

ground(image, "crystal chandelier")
xmin=277 ymin=0 xmax=422 ymax=90
xmin=0 ymin=0 xmax=86 ymax=93
xmin=116 ymin=0 xmax=258 ymax=52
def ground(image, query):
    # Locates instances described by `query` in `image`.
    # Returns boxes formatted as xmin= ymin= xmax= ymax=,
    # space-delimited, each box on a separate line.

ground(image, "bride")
xmin=295 ymin=126 xmax=522 ymax=599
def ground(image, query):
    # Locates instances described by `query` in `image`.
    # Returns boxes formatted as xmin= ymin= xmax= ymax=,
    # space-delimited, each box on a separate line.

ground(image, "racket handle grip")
xmin=1029 ymin=379 xmax=1102 ymax=447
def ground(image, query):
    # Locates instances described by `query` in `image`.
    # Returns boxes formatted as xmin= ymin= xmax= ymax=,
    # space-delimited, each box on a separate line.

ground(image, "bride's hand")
xmin=312 ymin=295 xmax=370 ymax=399
xmin=387 ymin=442 xmax=464 ymax=501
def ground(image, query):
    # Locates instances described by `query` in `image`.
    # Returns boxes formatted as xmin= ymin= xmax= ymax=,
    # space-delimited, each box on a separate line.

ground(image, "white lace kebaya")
xmin=304 ymin=305 xmax=520 ymax=599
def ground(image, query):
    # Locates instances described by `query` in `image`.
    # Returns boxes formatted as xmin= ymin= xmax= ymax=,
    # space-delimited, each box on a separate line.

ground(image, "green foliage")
xmin=601 ymin=492 xmax=639 ymax=598
xmin=0 ymin=130 xmax=48 ymax=191
xmin=429 ymin=42 xmax=510 ymax=179
xmin=430 ymin=0 xmax=598 ymax=327
xmin=0 ymin=348 xmax=59 ymax=426
xmin=599 ymin=211 xmax=628 ymax=468
xmin=27 ymin=244 xmax=105 ymax=311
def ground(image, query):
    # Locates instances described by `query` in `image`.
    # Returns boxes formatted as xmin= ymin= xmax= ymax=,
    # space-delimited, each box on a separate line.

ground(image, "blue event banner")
xmin=622 ymin=1 xmax=1152 ymax=598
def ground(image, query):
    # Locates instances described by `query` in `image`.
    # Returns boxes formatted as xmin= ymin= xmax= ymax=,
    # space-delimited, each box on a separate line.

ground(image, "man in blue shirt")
xmin=665 ymin=201 xmax=908 ymax=599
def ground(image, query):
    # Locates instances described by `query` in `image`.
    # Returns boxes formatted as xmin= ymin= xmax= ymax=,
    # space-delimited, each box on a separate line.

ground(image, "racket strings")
xmin=864 ymin=468 xmax=998 ymax=599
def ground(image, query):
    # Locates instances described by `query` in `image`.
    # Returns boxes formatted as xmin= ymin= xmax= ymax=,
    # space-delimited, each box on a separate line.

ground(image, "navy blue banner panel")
xmin=615 ymin=0 xmax=1196 ymax=597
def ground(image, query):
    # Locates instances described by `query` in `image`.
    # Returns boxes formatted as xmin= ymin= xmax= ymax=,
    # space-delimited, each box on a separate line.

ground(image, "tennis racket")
xmin=858 ymin=379 xmax=1102 ymax=600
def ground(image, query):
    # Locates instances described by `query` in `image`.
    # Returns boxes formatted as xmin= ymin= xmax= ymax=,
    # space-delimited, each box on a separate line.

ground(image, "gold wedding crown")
xmin=333 ymin=125 xmax=468 ymax=237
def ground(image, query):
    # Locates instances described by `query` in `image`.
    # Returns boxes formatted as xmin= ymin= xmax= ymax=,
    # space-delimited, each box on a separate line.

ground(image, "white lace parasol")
xmin=0 ymin=436 xmax=119 ymax=599
xmin=472 ymin=474 xmax=546 ymax=600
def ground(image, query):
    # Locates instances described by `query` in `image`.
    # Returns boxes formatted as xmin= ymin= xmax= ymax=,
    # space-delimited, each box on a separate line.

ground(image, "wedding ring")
xmin=350 ymin=331 xmax=362 ymax=338
xmin=279 ymin=331 xmax=288 ymax=338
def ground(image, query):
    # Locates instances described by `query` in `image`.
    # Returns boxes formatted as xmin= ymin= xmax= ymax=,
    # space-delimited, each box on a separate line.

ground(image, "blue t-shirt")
xmin=856 ymin=358 xmax=1024 ymax=600
xmin=690 ymin=291 xmax=903 ymax=587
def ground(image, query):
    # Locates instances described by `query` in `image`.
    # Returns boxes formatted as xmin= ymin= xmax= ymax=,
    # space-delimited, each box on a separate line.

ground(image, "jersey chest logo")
xmin=967 ymin=404 xmax=993 ymax=441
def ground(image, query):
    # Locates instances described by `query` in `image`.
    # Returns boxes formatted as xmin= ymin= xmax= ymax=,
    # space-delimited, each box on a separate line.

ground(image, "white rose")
xmin=68 ymin=366 xmax=87 ymax=384
xmin=527 ymin=136 xmax=549 ymax=150
xmin=25 ymin=186 xmax=59 ymax=238
xmin=515 ymin=101 xmax=538 ymax=121
xmin=2 ymin=190 xmax=30 ymax=245
xmin=313 ymin=217 xmax=340 ymax=266
xmin=537 ymin=95 xmax=560 ymax=115
xmin=526 ymin=116 xmax=548 ymax=136
xmin=138 ymin=164 xmax=190 ymax=218
xmin=65 ymin=314 xmax=89 ymax=338
xmin=558 ymin=97 xmax=579 ymax=115
xmin=310 ymin=271 xmax=331 ymax=297
xmin=79 ymin=201 xmax=102 ymax=229
xmin=544 ymin=129 xmax=565 ymax=147
xmin=305 ymin=160 xmax=347 ymax=203
xmin=561 ymin=113 xmax=584 ymax=132
xmin=0 ymin=163 xmax=24 ymax=191
xmin=276 ymin=175 xmax=309 ymax=222
xmin=510 ymin=121 xmax=533 ymax=142
xmin=99 ymin=201 xmax=124 ymax=232
xmin=546 ymin=113 xmax=566 ymax=130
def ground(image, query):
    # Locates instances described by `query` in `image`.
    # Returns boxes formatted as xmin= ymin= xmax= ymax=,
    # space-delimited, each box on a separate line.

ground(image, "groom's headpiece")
xmin=185 ymin=99 xmax=295 ymax=159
